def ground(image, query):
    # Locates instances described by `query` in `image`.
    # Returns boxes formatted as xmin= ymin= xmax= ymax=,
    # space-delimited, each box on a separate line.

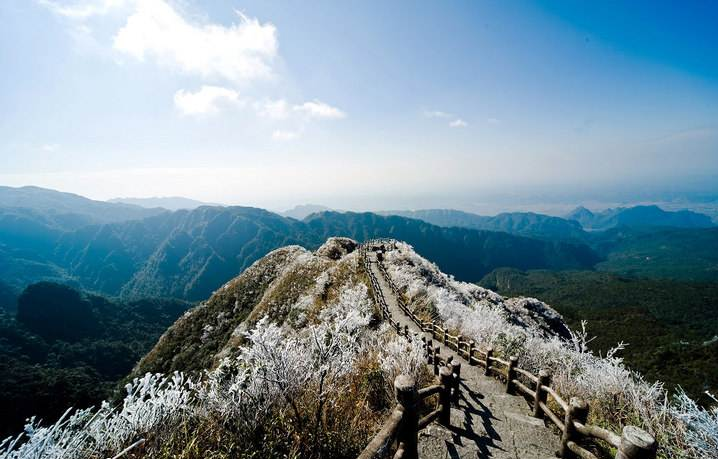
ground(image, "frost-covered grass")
xmin=1 ymin=283 xmax=420 ymax=459
xmin=384 ymin=241 xmax=718 ymax=459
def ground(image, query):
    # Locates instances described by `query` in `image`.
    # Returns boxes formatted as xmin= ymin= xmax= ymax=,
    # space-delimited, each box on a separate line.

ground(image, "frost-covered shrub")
xmin=378 ymin=335 xmax=425 ymax=383
xmin=0 ymin=283 xmax=404 ymax=459
xmin=0 ymin=372 xmax=193 ymax=459
xmin=671 ymin=391 xmax=718 ymax=457
xmin=383 ymin=241 xmax=716 ymax=459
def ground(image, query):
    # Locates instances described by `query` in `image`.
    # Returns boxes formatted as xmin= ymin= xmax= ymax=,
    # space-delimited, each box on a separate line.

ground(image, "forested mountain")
xmin=0 ymin=282 xmax=190 ymax=439
xmin=381 ymin=209 xmax=588 ymax=241
xmin=0 ymin=186 xmax=165 ymax=229
xmin=4 ymin=187 xmax=717 ymax=305
xmin=566 ymin=204 xmax=714 ymax=230
xmin=0 ymin=281 xmax=17 ymax=313
xmin=305 ymin=211 xmax=599 ymax=281
xmin=0 ymin=200 xmax=602 ymax=301
xmin=590 ymin=226 xmax=718 ymax=281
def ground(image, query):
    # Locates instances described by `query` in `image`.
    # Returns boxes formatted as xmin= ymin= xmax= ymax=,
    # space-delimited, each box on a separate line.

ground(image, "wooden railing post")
xmin=433 ymin=346 xmax=440 ymax=375
xmin=451 ymin=361 xmax=461 ymax=404
xmin=394 ymin=375 xmax=418 ymax=459
xmin=484 ymin=347 xmax=493 ymax=376
xmin=456 ymin=335 xmax=463 ymax=355
xmin=468 ymin=340 xmax=476 ymax=364
xmin=426 ymin=340 xmax=433 ymax=364
xmin=533 ymin=370 xmax=551 ymax=418
xmin=615 ymin=426 xmax=657 ymax=459
xmin=505 ymin=356 xmax=517 ymax=394
xmin=438 ymin=366 xmax=452 ymax=426
xmin=443 ymin=328 xmax=448 ymax=345
xmin=559 ymin=398 xmax=588 ymax=458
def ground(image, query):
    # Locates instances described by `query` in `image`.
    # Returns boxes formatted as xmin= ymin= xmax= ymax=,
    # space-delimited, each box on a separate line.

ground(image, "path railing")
xmin=357 ymin=370 xmax=453 ymax=459
xmin=357 ymin=240 xmax=658 ymax=459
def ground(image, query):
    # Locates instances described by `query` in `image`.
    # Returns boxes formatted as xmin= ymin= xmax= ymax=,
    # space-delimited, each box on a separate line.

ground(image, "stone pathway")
xmin=367 ymin=252 xmax=560 ymax=459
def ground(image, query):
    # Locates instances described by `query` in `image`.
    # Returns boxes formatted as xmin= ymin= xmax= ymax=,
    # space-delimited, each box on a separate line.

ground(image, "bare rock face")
xmin=315 ymin=237 xmax=357 ymax=260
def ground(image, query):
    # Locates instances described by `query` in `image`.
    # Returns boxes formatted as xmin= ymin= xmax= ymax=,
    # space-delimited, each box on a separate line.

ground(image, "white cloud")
xmin=174 ymin=86 xmax=241 ymax=116
xmin=41 ymin=143 xmax=61 ymax=152
xmin=293 ymin=100 xmax=345 ymax=119
xmin=450 ymin=119 xmax=468 ymax=128
xmin=272 ymin=130 xmax=299 ymax=141
xmin=38 ymin=0 xmax=130 ymax=19
xmin=424 ymin=110 xmax=452 ymax=118
xmin=256 ymin=99 xmax=290 ymax=120
xmin=113 ymin=0 xmax=278 ymax=83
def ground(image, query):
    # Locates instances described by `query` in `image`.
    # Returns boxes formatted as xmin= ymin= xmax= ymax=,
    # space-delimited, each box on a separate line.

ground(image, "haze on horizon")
xmin=1 ymin=0 xmax=717 ymax=212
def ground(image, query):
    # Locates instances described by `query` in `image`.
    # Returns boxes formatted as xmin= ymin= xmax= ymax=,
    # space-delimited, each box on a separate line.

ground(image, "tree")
xmin=16 ymin=282 xmax=99 ymax=342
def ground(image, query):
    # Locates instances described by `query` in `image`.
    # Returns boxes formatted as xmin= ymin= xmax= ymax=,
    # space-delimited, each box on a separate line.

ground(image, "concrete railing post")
xmin=438 ymin=366 xmax=452 ymax=426
xmin=468 ymin=340 xmax=476 ymax=364
xmin=559 ymin=398 xmax=588 ymax=458
xmin=505 ymin=356 xmax=518 ymax=394
xmin=394 ymin=375 xmax=418 ymax=459
xmin=615 ymin=426 xmax=657 ymax=459
xmin=533 ymin=370 xmax=551 ymax=418
xmin=451 ymin=361 xmax=462 ymax=404
xmin=456 ymin=335 xmax=463 ymax=355
xmin=484 ymin=347 xmax=493 ymax=376
xmin=426 ymin=339 xmax=433 ymax=364
xmin=443 ymin=329 xmax=448 ymax=345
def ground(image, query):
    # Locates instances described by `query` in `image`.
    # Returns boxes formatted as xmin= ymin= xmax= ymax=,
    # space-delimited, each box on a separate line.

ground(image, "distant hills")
xmin=3 ymin=205 xmax=598 ymax=301
xmin=2 ymin=185 xmax=717 ymax=300
xmin=280 ymin=204 xmax=331 ymax=220
xmin=108 ymin=196 xmax=219 ymax=211
xmin=565 ymin=204 xmax=714 ymax=231
xmin=383 ymin=205 xmax=714 ymax=240
xmin=592 ymin=226 xmax=718 ymax=281
xmin=305 ymin=211 xmax=599 ymax=281
xmin=0 ymin=186 xmax=165 ymax=229
xmin=0 ymin=187 xmax=600 ymax=300
xmin=380 ymin=209 xmax=587 ymax=241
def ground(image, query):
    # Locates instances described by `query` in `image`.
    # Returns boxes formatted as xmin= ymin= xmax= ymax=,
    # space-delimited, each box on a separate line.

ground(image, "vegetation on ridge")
xmin=0 ymin=283 xmax=189 ymax=439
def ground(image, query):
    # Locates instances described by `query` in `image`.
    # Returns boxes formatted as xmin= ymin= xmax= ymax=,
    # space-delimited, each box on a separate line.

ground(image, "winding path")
xmin=366 ymin=249 xmax=560 ymax=459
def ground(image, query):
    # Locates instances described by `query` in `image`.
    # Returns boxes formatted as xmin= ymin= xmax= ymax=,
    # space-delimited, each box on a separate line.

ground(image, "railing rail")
xmin=358 ymin=240 xmax=658 ymax=459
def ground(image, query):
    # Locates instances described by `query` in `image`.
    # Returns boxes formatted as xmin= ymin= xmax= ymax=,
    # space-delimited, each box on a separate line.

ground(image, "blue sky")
xmin=0 ymin=0 xmax=717 ymax=211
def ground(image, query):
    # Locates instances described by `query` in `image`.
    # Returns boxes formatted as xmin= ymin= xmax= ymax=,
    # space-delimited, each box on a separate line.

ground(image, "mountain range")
xmin=0 ymin=186 xmax=165 ymax=229
xmin=565 ymin=205 xmax=714 ymax=231
xmin=0 ymin=187 xmax=599 ymax=301
xmin=2 ymin=186 xmax=717 ymax=301
xmin=380 ymin=209 xmax=588 ymax=241
xmin=108 ymin=196 xmax=219 ymax=211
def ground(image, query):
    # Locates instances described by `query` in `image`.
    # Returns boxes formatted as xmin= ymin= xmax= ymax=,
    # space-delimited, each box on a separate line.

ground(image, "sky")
xmin=0 ymin=0 xmax=717 ymax=212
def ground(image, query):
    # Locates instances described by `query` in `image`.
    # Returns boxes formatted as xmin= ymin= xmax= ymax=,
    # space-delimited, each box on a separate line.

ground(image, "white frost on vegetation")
xmin=1 ymin=284 xmax=393 ymax=459
xmin=383 ymin=241 xmax=716 ymax=458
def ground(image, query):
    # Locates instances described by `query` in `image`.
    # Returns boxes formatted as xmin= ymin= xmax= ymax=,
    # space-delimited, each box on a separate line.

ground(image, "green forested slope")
xmin=479 ymin=268 xmax=718 ymax=403
xmin=0 ymin=282 xmax=190 ymax=438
